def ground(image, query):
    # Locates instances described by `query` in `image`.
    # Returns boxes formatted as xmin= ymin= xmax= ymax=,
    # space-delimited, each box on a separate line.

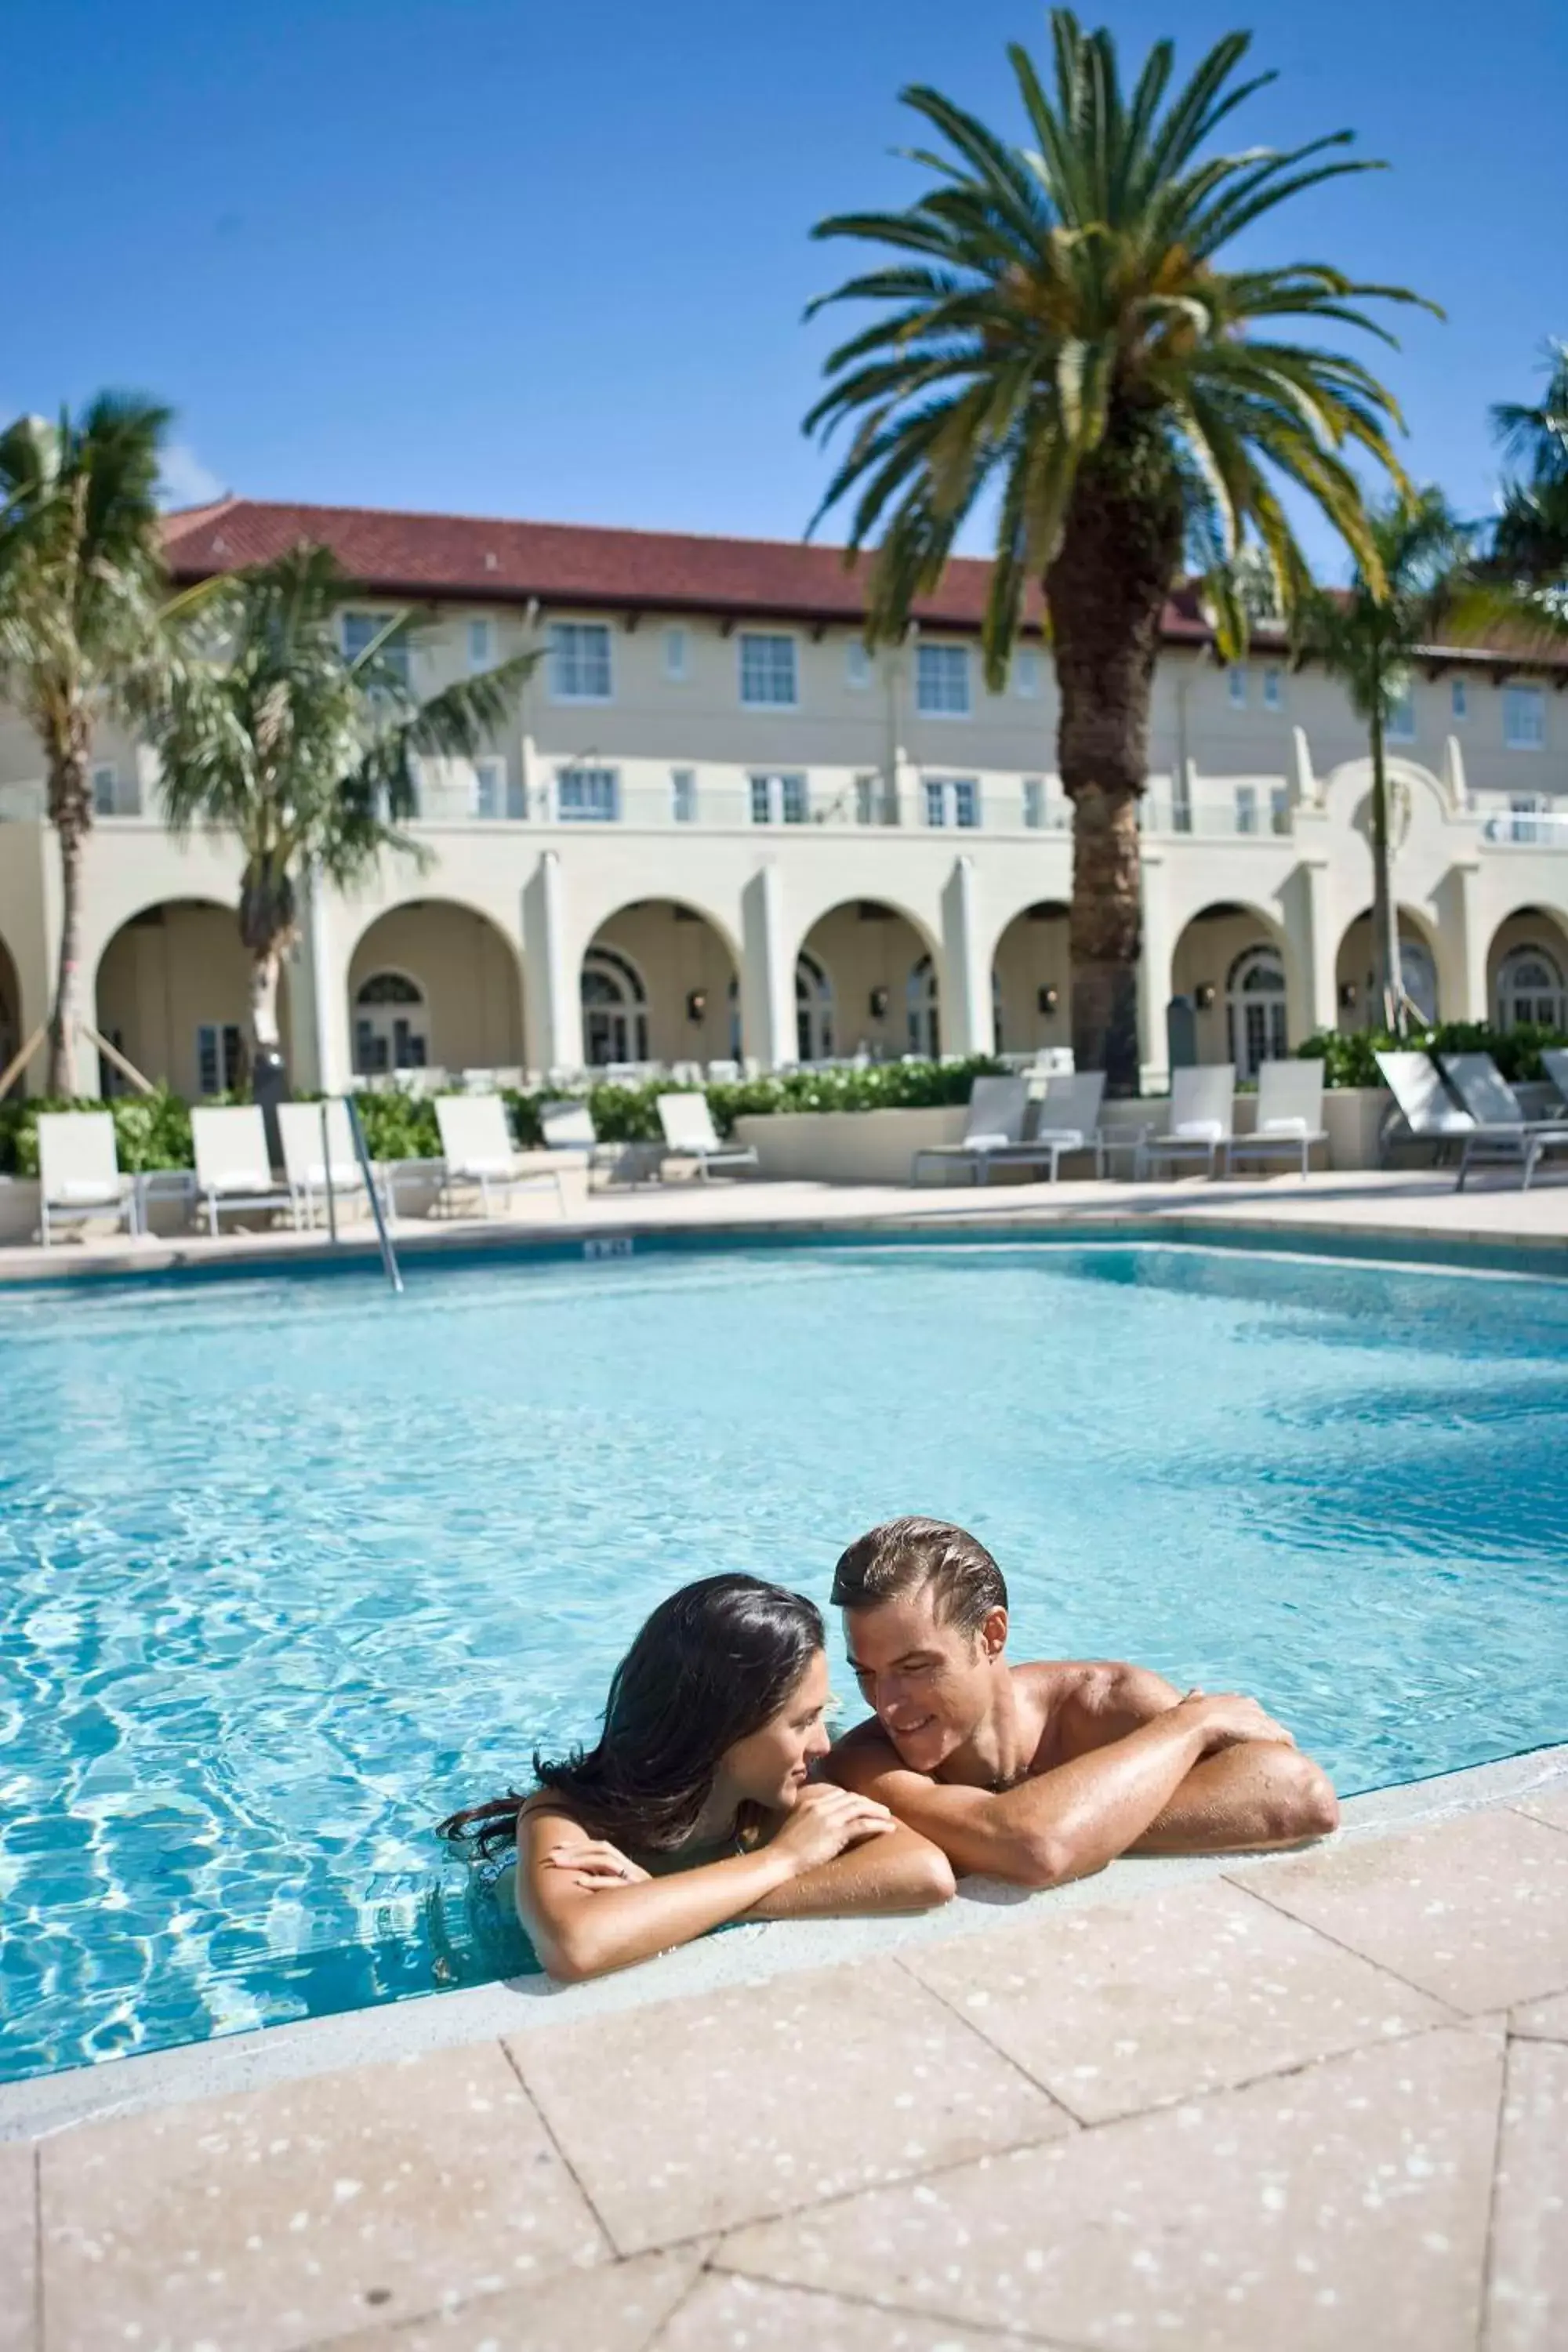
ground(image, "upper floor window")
xmin=662 ymin=627 xmax=688 ymax=682
xmin=343 ymin=610 xmax=409 ymax=686
xmin=549 ymin=621 xmax=612 ymax=702
xmin=1227 ymin=666 xmax=1248 ymax=708
xmin=1385 ymin=688 xmax=1416 ymax=742
xmin=1262 ymin=666 xmax=1283 ymax=710
xmin=671 ymin=767 xmax=697 ymax=823
xmin=924 ymin=776 xmax=979 ymax=828
xmin=1013 ymin=649 xmax=1041 ymax=699
xmin=1451 ymin=677 xmax=1468 ymax=720
xmin=739 ymin=633 xmax=797 ymax=708
xmin=467 ymin=618 xmax=492 ymax=670
xmin=1022 ymin=777 xmax=1045 ymax=829
xmin=845 ymin=641 xmax=872 ymax=689
xmin=750 ymin=770 xmax=808 ymax=824
xmin=1504 ymin=684 xmax=1545 ymax=750
xmin=916 ymin=643 xmax=970 ymax=716
xmin=556 ymin=764 xmax=619 ymax=821
xmin=471 ymin=757 xmax=511 ymax=819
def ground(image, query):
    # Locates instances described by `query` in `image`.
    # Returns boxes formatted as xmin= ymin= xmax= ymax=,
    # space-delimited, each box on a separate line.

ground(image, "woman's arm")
xmin=742 ymin=1821 xmax=955 ymax=1920
xmin=514 ymin=1787 xmax=897 ymax=1982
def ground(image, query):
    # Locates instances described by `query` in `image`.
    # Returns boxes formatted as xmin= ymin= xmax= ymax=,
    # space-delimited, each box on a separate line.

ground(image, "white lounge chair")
xmin=1439 ymin=1052 xmax=1568 ymax=1191
xmin=1372 ymin=1051 xmax=1475 ymax=1165
xmin=190 ymin=1105 xmax=291 ymax=1236
xmin=1144 ymin=1065 xmax=1236 ymax=1177
xmin=929 ymin=1072 xmax=1109 ymax=1182
xmin=1540 ymin=1048 xmax=1568 ymax=1112
xmin=656 ymin=1092 xmax=760 ymax=1181
xmin=1223 ymin=1060 xmax=1328 ymax=1178
xmin=910 ymin=1076 xmax=1029 ymax=1185
xmin=432 ymin=1094 xmax=568 ymax=1218
xmin=278 ymin=1099 xmax=390 ymax=1230
xmin=37 ymin=1112 xmax=137 ymax=1247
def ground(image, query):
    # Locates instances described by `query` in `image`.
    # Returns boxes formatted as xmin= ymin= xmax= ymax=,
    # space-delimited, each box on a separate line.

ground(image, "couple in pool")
xmin=440 ymin=1517 xmax=1338 ymax=1982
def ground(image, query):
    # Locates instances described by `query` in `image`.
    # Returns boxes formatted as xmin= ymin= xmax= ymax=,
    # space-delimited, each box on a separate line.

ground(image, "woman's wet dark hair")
xmin=437 ymin=1574 xmax=825 ymax=1857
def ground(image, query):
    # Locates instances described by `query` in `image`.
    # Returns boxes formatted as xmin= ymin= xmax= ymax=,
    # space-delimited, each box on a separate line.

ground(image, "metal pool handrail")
xmin=318 ymin=1096 xmax=404 ymax=1294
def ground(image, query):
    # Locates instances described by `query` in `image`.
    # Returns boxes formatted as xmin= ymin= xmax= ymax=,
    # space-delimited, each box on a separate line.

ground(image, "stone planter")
xmin=732 ymin=1106 xmax=967 ymax=1185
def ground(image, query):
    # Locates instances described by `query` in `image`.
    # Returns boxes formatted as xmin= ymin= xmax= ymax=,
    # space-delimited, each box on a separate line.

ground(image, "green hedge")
xmin=1296 ymin=1022 xmax=1568 ymax=1090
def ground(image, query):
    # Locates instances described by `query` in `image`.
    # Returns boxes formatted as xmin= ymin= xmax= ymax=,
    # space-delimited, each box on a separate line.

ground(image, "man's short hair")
xmin=831 ymin=1517 xmax=1007 ymax=1639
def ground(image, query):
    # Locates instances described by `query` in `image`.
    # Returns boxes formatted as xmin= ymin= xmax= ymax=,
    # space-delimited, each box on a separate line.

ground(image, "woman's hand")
xmin=539 ymin=1835 xmax=652 ymax=1889
xmin=768 ymin=1782 xmax=895 ymax=1877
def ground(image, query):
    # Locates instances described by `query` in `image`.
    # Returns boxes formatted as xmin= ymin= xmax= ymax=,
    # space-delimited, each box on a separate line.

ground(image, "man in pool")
xmin=826 ymin=1518 xmax=1338 ymax=1885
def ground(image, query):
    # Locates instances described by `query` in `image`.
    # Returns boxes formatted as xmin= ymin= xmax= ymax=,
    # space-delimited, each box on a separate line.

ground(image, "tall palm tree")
xmin=147 ymin=543 xmax=535 ymax=1080
xmin=804 ymin=10 xmax=1432 ymax=1088
xmin=1488 ymin=339 xmax=1568 ymax=595
xmin=1294 ymin=489 xmax=1479 ymax=1035
xmin=0 ymin=396 xmax=172 ymax=1094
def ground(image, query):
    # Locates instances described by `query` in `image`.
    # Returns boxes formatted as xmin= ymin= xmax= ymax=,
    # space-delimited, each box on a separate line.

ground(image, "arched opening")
xmin=1171 ymin=903 xmax=1290 ymax=1074
xmin=0 ymin=931 xmax=20 ymax=1080
xmin=796 ymin=949 xmax=834 ymax=1063
xmin=347 ymin=901 xmax=524 ymax=1078
xmin=991 ymin=901 xmax=1069 ymax=1055
xmin=795 ymin=901 xmax=937 ymax=1063
xmin=1334 ymin=909 xmax=1440 ymax=1032
xmin=1487 ymin=909 xmax=1568 ymax=1031
xmin=95 ymin=898 xmax=270 ymax=1098
xmin=582 ymin=900 xmax=739 ymax=1069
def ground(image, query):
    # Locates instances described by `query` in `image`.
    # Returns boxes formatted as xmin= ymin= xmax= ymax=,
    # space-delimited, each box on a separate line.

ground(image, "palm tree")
xmin=147 ymin=543 xmax=536 ymax=1082
xmin=0 ymin=396 xmax=172 ymax=1094
xmin=1294 ymin=489 xmax=1479 ymax=1034
xmin=804 ymin=10 xmax=1432 ymax=1088
xmin=1488 ymin=339 xmax=1568 ymax=594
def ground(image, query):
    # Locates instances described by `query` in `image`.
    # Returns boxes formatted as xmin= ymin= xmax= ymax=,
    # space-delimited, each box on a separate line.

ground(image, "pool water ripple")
xmin=2 ymin=1239 xmax=1566 ymax=2084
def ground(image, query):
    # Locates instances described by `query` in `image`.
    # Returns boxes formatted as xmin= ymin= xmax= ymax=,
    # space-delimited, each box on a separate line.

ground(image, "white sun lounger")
xmin=1543 ymin=1048 xmax=1568 ymax=1114
xmin=910 ymin=1076 xmax=1029 ymax=1185
xmin=1371 ymin=1051 xmax=1475 ymax=1165
xmin=1439 ymin=1053 xmax=1568 ymax=1192
xmin=1223 ymin=1060 xmax=1328 ymax=1178
xmin=278 ymin=1100 xmax=390 ymax=1230
xmin=190 ymin=1105 xmax=290 ymax=1236
xmin=431 ymin=1094 xmax=568 ymax=1218
xmin=37 ymin=1112 xmax=138 ymax=1247
xmin=656 ymin=1092 xmax=759 ymax=1181
xmin=1145 ymin=1065 xmax=1236 ymax=1177
xmin=924 ymin=1072 xmax=1109 ymax=1183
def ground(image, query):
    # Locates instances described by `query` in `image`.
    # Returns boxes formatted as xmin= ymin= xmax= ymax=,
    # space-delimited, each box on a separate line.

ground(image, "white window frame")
xmin=1022 ymin=777 xmax=1045 ymax=830
xmin=555 ymin=764 xmax=619 ymax=822
xmin=1262 ymin=666 xmax=1283 ymax=711
xmin=1013 ymin=649 xmax=1041 ymax=700
xmin=924 ymin=776 xmax=980 ymax=829
xmin=1451 ymin=677 xmax=1468 ymax=721
xmin=671 ymin=767 xmax=697 ymax=823
xmin=343 ymin=610 xmax=410 ymax=686
xmin=195 ymin=1021 xmax=245 ymax=1098
xmin=1504 ymin=684 xmax=1545 ymax=751
xmin=916 ymin=643 xmax=971 ymax=718
xmin=92 ymin=764 xmax=121 ymax=817
xmin=1508 ymin=793 xmax=1548 ymax=844
xmin=548 ymin=621 xmax=614 ymax=704
xmin=845 ymin=641 xmax=872 ymax=690
xmin=749 ymin=771 xmax=808 ymax=824
xmin=1385 ymin=688 xmax=1416 ymax=743
xmin=1227 ymin=666 xmax=1248 ymax=709
xmin=467 ymin=618 xmax=492 ymax=671
xmin=738 ymin=632 xmax=798 ymax=710
xmin=471 ymin=757 xmax=508 ymax=819
xmin=662 ymin=627 xmax=689 ymax=682
xmin=1234 ymin=783 xmax=1259 ymax=835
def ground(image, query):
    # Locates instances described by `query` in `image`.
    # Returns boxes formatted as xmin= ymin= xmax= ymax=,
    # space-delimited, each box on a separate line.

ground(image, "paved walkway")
xmin=7 ymin=1765 xmax=1566 ymax=2352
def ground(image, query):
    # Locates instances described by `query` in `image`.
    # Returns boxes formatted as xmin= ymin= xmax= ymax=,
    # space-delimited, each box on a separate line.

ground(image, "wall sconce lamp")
xmin=1195 ymin=983 xmax=1217 ymax=1011
xmin=1036 ymin=985 xmax=1060 ymax=1015
xmin=685 ymin=989 xmax=708 ymax=1023
xmin=869 ymin=985 xmax=891 ymax=1018
xmin=1339 ymin=980 xmax=1358 ymax=1010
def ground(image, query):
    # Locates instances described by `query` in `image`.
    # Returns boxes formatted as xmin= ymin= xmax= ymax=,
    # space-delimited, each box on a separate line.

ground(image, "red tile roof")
xmin=162 ymin=497 xmax=1565 ymax=667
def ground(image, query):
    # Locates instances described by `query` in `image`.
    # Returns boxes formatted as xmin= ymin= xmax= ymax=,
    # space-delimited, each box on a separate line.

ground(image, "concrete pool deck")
xmin=0 ymin=1161 xmax=1565 ymax=1286
xmin=3 ymin=1744 xmax=1566 ymax=2350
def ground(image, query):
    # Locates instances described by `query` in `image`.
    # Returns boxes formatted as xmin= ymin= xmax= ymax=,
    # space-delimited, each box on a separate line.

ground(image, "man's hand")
xmin=1176 ymin=1690 xmax=1298 ymax=1753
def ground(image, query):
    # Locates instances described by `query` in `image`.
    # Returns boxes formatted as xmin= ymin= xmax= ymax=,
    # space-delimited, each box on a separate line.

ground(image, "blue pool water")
xmin=2 ymin=1236 xmax=1566 ymax=2085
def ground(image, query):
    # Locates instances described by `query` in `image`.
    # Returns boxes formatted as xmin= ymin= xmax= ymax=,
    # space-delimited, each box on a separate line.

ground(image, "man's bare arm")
xmin=742 ymin=1822 xmax=955 ymax=1920
xmin=1059 ymin=1664 xmax=1339 ymax=1853
xmin=829 ymin=1695 xmax=1251 ymax=1888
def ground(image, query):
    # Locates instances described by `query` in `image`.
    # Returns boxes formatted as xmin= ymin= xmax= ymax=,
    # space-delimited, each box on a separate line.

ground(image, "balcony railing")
xmin=1473 ymin=807 xmax=1568 ymax=846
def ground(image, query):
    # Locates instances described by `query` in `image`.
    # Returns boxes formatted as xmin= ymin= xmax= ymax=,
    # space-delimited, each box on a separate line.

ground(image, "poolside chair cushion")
xmin=51 ymin=1178 xmax=129 ymax=1204
xmin=1258 ymin=1116 xmax=1311 ymax=1137
xmin=964 ymin=1130 xmax=1014 ymax=1151
xmin=1174 ymin=1118 xmax=1225 ymax=1142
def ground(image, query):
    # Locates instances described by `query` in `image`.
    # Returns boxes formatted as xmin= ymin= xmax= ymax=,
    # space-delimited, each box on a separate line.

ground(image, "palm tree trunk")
xmin=249 ymin=946 xmax=282 ymax=1061
xmin=1045 ymin=441 xmax=1184 ymax=1094
xmin=45 ymin=739 xmax=93 ymax=1098
xmin=1367 ymin=702 xmax=1404 ymax=1034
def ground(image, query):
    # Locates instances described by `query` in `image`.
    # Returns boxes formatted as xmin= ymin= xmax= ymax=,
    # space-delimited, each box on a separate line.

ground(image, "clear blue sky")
xmin=5 ymin=0 xmax=1564 ymax=578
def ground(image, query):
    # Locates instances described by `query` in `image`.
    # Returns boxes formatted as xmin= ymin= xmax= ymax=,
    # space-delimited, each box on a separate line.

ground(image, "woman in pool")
xmin=438 ymin=1574 xmax=955 ymax=1980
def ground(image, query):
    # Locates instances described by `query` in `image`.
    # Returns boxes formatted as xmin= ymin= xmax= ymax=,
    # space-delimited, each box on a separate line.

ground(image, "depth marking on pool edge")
xmin=583 ymin=1236 xmax=634 ymax=1260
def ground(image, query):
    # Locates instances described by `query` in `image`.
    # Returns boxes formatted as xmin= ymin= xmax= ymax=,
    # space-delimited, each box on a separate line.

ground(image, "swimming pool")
xmin=2 ymin=1234 xmax=1566 ymax=2085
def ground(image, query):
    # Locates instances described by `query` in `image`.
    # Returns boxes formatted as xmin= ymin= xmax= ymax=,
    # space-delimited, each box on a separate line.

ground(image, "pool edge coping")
xmin=5 ymin=1737 xmax=1565 ymax=2142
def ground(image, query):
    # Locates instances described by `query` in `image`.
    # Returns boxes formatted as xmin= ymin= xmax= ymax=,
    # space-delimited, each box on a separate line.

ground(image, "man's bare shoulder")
xmin=1011 ymin=1658 xmax=1186 ymax=1764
